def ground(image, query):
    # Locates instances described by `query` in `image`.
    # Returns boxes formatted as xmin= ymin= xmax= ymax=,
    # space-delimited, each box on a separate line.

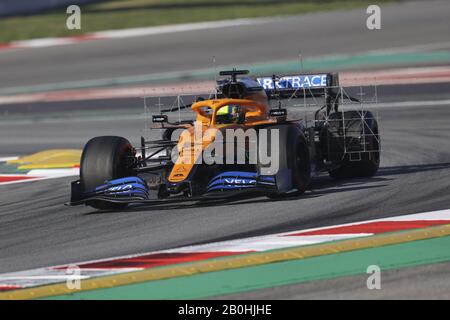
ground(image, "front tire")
xmin=80 ymin=136 xmax=133 ymax=210
xmin=259 ymin=124 xmax=311 ymax=198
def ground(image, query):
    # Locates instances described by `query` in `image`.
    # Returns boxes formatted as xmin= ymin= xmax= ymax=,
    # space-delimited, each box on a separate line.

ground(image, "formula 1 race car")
xmin=69 ymin=69 xmax=380 ymax=210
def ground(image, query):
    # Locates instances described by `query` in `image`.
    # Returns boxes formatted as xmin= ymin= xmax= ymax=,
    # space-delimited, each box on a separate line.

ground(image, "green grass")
xmin=0 ymin=0 xmax=397 ymax=43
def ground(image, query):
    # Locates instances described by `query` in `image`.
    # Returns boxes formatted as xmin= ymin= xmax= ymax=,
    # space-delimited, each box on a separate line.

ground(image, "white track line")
xmin=1 ymin=18 xmax=273 ymax=51
xmin=0 ymin=157 xmax=18 ymax=162
xmin=91 ymin=18 xmax=272 ymax=39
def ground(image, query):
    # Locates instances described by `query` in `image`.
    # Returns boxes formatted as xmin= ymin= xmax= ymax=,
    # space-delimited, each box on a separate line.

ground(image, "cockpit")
xmin=215 ymin=105 xmax=246 ymax=124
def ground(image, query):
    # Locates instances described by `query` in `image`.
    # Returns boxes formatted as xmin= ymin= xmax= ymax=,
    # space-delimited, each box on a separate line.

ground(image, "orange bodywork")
xmin=168 ymin=98 xmax=277 ymax=183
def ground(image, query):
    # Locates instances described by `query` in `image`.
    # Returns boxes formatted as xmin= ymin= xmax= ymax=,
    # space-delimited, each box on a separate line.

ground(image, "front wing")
xmin=67 ymin=170 xmax=289 ymax=207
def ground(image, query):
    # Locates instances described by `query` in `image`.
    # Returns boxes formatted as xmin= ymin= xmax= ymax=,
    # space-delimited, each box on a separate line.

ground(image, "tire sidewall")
xmin=80 ymin=136 xmax=133 ymax=210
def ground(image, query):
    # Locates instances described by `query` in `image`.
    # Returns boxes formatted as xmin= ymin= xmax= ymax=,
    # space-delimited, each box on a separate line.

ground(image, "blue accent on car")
xmin=207 ymin=171 xmax=276 ymax=193
xmin=256 ymin=74 xmax=328 ymax=90
xmin=91 ymin=176 xmax=149 ymax=200
xmin=207 ymin=185 xmax=256 ymax=192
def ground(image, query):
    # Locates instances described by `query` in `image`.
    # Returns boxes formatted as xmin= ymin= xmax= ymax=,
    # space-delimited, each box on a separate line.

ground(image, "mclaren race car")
xmin=69 ymin=69 xmax=380 ymax=210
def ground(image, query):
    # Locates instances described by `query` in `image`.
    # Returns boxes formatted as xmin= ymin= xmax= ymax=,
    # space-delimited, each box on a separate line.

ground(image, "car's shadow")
xmin=376 ymin=162 xmax=450 ymax=176
xmin=83 ymin=162 xmax=450 ymax=215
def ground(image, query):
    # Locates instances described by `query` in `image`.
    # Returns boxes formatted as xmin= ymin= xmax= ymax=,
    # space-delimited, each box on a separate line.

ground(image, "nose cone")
xmin=168 ymin=164 xmax=191 ymax=182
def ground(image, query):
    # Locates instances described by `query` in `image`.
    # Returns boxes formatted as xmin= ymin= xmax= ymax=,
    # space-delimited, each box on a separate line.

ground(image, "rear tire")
xmin=327 ymin=111 xmax=380 ymax=179
xmin=80 ymin=136 xmax=133 ymax=210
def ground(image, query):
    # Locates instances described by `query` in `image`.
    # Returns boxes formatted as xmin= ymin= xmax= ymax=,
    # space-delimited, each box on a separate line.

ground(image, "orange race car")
xmin=69 ymin=69 xmax=380 ymax=210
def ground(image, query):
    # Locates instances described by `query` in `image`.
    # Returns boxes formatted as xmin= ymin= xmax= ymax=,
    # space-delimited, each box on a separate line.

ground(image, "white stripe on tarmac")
xmin=162 ymin=234 xmax=367 ymax=253
xmin=0 ymin=156 xmax=19 ymax=162
xmin=161 ymin=209 xmax=450 ymax=253
xmin=26 ymin=168 xmax=79 ymax=177
xmin=4 ymin=18 xmax=273 ymax=50
xmin=12 ymin=38 xmax=81 ymax=48
xmin=92 ymin=18 xmax=272 ymax=39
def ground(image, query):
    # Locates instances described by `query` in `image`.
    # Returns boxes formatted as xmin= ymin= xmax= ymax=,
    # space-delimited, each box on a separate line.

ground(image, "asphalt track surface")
xmin=1 ymin=1 xmax=450 ymax=299
xmin=1 ymin=95 xmax=450 ymax=276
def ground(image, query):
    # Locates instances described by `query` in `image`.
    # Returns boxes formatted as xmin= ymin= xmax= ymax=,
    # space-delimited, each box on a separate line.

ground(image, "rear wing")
xmin=256 ymin=73 xmax=339 ymax=99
